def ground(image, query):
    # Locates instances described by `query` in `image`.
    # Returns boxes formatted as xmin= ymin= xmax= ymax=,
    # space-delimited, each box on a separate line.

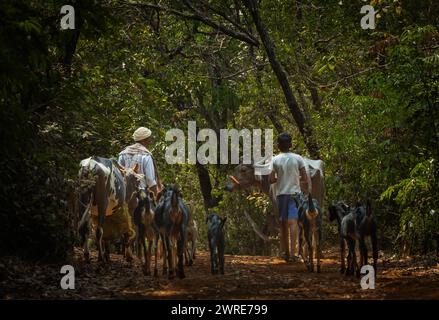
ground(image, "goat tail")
xmin=308 ymin=194 xmax=315 ymax=211
xmin=366 ymin=199 xmax=372 ymax=216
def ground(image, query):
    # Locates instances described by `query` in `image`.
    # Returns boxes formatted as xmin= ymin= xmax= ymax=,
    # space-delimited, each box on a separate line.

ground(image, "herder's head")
xmin=133 ymin=126 xmax=152 ymax=147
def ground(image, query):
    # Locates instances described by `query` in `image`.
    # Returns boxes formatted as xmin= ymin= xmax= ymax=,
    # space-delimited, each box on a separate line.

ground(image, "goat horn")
xmin=229 ymin=175 xmax=240 ymax=185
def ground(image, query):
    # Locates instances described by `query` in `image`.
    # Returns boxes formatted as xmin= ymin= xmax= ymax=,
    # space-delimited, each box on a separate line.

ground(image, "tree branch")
xmin=243 ymin=210 xmax=273 ymax=243
xmin=197 ymin=0 xmax=255 ymax=41
xmin=126 ymin=1 xmax=259 ymax=46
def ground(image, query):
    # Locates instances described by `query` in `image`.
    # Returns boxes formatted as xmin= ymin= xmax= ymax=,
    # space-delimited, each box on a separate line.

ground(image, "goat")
xmin=185 ymin=218 xmax=198 ymax=266
xmin=341 ymin=208 xmax=359 ymax=277
xmin=328 ymin=201 xmax=350 ymax=273
xmin=298 ymin=195 xmax=323 ymax=273
xmin=356 ymin=200 xmax=378 ymax=275
xmin=341 ymin=200 xmax=378 ymax=277
xmin=133 ymin=190 xmax=156 ymax=276
xmin=207 ymin=214 xmax=227 ymax=275
xmin=154 ymin=185 xmax=190 ymax=279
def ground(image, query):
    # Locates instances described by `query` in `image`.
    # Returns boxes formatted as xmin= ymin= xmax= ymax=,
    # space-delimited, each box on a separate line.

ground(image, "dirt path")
xmin=1 ymin=248 xmax=438 ymax=299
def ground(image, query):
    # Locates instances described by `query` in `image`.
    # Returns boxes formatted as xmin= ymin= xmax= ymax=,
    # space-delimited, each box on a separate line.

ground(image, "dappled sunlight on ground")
xmin=1 ymin=247 xmax=438 ymax=299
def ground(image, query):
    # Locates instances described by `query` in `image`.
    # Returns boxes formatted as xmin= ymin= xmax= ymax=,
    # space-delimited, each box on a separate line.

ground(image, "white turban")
xmin=133 ymin=127 xmax=152 ymax=141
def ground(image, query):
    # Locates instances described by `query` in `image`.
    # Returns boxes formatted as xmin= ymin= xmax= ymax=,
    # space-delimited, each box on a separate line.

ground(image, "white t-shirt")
xmin=272 ymin=152 xmax=306 ymax=196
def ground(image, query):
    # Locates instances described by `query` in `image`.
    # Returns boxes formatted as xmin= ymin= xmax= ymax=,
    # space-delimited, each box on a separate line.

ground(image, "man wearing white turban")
xmin=118 ymin=127 xmax=162 ymax=199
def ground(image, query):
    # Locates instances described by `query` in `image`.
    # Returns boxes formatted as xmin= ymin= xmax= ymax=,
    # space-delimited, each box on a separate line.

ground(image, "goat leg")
xmin=316 ymin=230 xmax=321 ymax=273
xmin=153 ymin=233 xmax=159 ymax=277
xmin=177 ymin=235 xmax=185 ymax=279
xmin=372 ymin=233 xmax=378 ymax=277
xmin=340 ymin=238 xmax=346 ymax=274
xmin=96 ymin=211 xmax=106 ymax=264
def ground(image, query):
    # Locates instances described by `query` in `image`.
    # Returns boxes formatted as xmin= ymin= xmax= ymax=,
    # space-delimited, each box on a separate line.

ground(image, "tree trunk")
xmin=62 ymin=10 xmax=83 ymax=76
xmin=249 ymin=46 xmax=285 ymax=134
xmin=244 ymin=0 xmax=320 ymax=158
xmin=309 ymin=86 xmax=322 ymax=111
xmin=196 ymin=162 xmax=219 ymax=211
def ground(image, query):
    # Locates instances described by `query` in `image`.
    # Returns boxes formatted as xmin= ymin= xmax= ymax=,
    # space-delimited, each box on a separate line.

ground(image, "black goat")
xmin=340 ymin=200 xmax=378 ymax=277
xmin=154 ymin=185 xmax=190 ymax=279
xmin=341 ymin=208 xmax=359 ymax=276
xmin=328 ymin=201 xmax=350 ymax=273
xmin=207 ymin=214 xmax=227 ymax=275
xmin=356 ymin=200 xmax=378 ymax=275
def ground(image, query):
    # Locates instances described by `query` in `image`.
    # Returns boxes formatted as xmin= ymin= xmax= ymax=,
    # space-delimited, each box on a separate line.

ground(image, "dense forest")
xmin=0 ymin=0 xmax=438 ymax=267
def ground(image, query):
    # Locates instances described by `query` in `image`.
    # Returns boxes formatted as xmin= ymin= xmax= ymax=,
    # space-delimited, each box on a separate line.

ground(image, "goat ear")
xmin=132 ymin=163 xmax=139 ymax=173
xmin=328 ymin=206 xmax=335 ymax=221
xmin=220 ymin=217 xmax=227 ymax=228
xmin=366 ymin=199 xmax=372 ymax=215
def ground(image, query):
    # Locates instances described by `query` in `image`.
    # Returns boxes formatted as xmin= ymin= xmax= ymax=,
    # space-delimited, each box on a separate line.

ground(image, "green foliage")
xmin=1 ymin=0 xmax=438 ymax=261
xmin=381 ymin=159 xmax=439 ymax=253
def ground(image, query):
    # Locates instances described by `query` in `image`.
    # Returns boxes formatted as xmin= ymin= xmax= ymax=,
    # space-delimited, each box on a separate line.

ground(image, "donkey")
xmin=298 ymin=195 xmax=323 ymax=273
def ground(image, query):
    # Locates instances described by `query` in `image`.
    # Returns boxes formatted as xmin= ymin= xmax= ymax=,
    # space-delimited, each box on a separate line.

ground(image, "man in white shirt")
xmin=118 ymin=127 xmax=161 ymax=199
xmin=269 ymin=133 xmax=309 ymax=262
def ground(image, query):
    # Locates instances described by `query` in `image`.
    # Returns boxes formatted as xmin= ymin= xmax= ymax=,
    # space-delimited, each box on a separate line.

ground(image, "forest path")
xmin=1 ymin=247 xmax=438 ymax=299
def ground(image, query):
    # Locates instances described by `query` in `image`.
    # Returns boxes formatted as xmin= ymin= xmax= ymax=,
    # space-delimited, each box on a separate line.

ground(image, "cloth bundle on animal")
xmin=91 ymin=203 xmax=135 ymax=242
